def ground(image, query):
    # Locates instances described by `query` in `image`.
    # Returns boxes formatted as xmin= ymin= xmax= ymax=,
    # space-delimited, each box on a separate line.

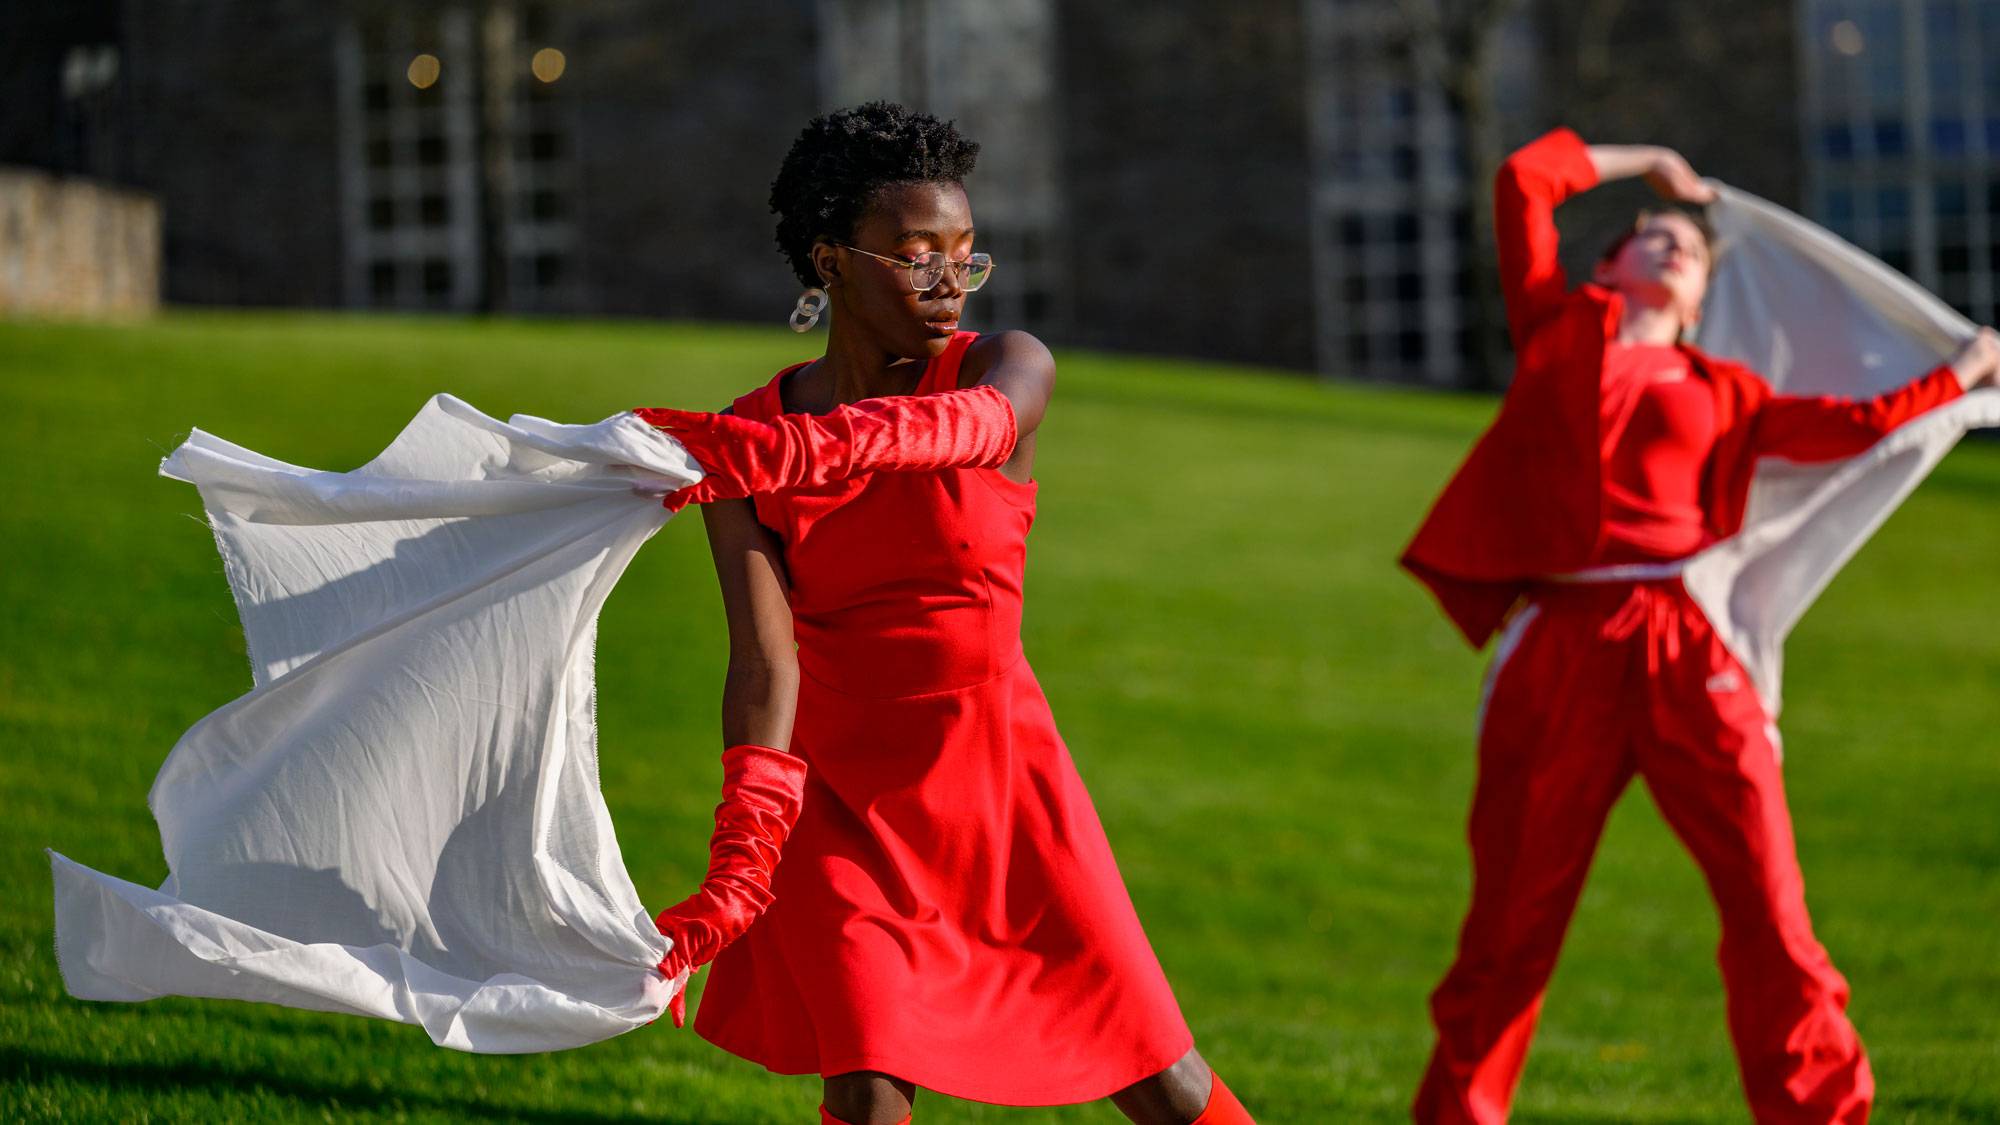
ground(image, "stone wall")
xmin=0 ymin=167 xmax=160 ymax=318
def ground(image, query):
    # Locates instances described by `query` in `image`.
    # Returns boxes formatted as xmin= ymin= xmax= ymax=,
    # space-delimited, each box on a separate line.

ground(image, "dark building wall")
xmin=122 ymin=0 xmax=347 ymax=307
xmin=0 ymin=3 xmax=127 ymax=177
xmin=567 ymin=0 xmax=818 ymax=322
xmin=1535 ymin=0 xmax=1799 ymax=278
xmin=1056 ymin=1 xmax=1315 ymax=370
xmin=4 ymin=0 xmax=819 ymax=320
xmin=3 ymin=0 xmax=1809 ymax=381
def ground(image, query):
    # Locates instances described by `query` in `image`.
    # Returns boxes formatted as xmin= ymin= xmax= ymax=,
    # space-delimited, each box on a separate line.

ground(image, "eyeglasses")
xmin=836 ymin=244 xmax=994 ymax=293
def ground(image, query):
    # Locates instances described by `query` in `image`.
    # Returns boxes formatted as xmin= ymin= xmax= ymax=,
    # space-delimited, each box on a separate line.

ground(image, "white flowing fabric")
xmin=1684 ymin=184 xmax=2000 ymax=714
xmin=49 ymin=394 xmax=702 ymax=1053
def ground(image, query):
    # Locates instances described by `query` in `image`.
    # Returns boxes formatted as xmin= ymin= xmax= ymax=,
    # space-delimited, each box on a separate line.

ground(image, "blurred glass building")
xmin=2 ymin=0 xmax=1994 ymax=386
xmin=1801 ymin=0 xmax=2000 ymax=328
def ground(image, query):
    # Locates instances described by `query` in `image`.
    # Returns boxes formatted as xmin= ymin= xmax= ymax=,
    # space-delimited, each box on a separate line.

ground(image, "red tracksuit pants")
xmin=1413 ymin=578 xmax=1870 ymax=1124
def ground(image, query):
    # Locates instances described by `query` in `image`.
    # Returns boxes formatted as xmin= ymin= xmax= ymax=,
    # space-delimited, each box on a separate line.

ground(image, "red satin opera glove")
xmin=653 ymin=743 xmax=808 ymax=1027
xmin=636 ymin=384 xmax=1018 ymax=512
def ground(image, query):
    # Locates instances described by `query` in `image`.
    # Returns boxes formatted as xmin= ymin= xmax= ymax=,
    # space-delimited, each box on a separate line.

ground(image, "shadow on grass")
xmin=1881 ymin=1092 xmax=2000 ymax=1120
xmin=0 ymin=1045 xmax=717 ymax=1124
xmin=1512 ymin=1104 xmax=1720 ymax=1112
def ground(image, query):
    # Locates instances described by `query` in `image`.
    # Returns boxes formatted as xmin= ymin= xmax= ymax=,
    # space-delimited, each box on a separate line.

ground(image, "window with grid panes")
xmin=335 ymin=4 xmax=575 ymax=312
xmin=499 ymin=2 xmax=578 ymax=312
xmin=1802 ymin=0 xmax=2000 ymax=328
xmin=335 ymin=9 xmax=480 ymax=310
xmin=1304 ymin=1 xmax=1470 ymax=385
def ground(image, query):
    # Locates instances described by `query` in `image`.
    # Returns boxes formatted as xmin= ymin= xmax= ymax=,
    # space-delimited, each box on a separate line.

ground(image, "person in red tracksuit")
xmin=1401 ymin=126 xmax=2000 ymax=1124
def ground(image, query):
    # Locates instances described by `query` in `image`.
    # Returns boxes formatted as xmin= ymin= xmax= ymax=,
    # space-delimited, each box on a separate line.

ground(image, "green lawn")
xmin=1 ymin=312 xmax=1995 ymax=1123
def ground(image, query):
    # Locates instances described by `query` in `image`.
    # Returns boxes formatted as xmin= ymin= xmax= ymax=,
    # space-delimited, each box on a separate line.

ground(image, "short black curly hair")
xmin=769 ymin=101 xmax=981 ymax=289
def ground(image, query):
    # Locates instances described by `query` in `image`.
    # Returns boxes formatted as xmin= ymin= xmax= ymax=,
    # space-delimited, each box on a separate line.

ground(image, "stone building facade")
xmin=2 ymin=1 xmax=1990 ymax=381
xmin=1 ymin=0 xmax=818 ymax=320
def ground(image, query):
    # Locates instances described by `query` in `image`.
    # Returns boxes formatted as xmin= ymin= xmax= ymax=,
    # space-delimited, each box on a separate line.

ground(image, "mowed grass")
xmin=0 ymin=312 xmax=1995 ymax=1123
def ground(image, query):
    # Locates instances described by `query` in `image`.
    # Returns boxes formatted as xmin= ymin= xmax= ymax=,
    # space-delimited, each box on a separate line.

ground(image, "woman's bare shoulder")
xmin=961 ymin=330 xmax=1055 ymax=389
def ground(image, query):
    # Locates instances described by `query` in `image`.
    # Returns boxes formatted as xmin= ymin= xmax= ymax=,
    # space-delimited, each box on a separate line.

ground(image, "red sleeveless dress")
xmin=692 ymin=332 xmax=1193 ymax=1106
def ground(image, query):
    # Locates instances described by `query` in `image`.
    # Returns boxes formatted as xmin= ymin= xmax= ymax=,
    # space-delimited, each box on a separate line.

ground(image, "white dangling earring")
xmin=789 ymin=287 xmax=828 ymax=333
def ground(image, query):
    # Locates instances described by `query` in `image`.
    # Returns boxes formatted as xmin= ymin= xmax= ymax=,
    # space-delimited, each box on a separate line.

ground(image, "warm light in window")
xmin=1830 ymin=20 xmax=1864 ymax=56
xmin=531 ymin=47 xmax=566 ymax=83
xmin=407 ymin=53 xmax=442 ymax=89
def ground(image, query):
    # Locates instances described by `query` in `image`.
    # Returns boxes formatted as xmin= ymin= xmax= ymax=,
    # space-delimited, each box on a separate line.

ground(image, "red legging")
xmin=1414 ymin=578 xmax=1870 ymax=1124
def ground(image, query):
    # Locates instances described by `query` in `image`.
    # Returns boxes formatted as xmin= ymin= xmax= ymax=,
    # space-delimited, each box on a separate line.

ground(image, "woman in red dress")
xmin=1401 ymin=128 xmax=2000 ymax=1123
xmin=639 ymin=103 xmax=1255 ymax=1125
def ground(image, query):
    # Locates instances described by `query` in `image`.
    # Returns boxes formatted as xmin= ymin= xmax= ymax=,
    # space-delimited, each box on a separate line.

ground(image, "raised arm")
xmin=1492 ymin=128 xmax=1600 ymax=347
xmin=1493 ymin=128 xmax=1718 ymax=347
xmin=1751 ymin=328 xmax=1998 ymax=462
xmin=651 ymin=498 xmax=804 ymax=1024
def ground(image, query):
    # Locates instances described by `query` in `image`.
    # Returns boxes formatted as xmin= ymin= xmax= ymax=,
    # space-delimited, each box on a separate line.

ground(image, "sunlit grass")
xmin=1 ymin=312 xmax=1994 ymax=1122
